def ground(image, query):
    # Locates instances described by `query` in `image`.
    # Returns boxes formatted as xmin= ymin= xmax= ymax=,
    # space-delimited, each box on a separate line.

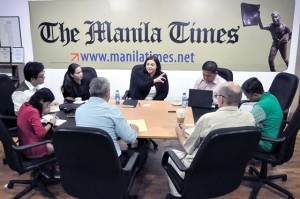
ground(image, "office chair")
xmin=0 ymin=119 xmax=57 ymax=199
xmin=53 ymin=127 xmax=139 ymax=199
xmin=243 ymin=104 xmax=300 ymax=199
xmin=162 ymin=126 xmax=260 ymax=199
xmin=0 ymin=74 xmax=18 ymax=137
xmin=268 ymin=72 xmax=299 ymax=122
xmin=217 ymin=67 xmax=233 ymax=81
xmin=240 ymin=72 xmax=298 ymax=130
xmin=122 ymin=64 xmax=158 ymax=149
xmin=82 ymin=66 xmax=97 ymax=83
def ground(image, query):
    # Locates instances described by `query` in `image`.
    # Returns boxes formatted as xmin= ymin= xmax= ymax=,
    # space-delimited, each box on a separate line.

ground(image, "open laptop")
xmin=188 ymin=89 xmax=216 ymax=123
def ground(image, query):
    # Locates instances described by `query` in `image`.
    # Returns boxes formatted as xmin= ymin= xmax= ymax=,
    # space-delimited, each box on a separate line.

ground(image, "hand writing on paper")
xmin=130 ymin=124 xmax=139 ymax=133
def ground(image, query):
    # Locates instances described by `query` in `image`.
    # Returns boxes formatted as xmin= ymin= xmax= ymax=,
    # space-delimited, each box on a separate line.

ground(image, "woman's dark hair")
xmin=143 ymin=56 xmax=162 ymax=78
xmin=61 ymin=63 xmax=81 ymax=94
xmin=28 ymin=88 xmax=55 ymax=116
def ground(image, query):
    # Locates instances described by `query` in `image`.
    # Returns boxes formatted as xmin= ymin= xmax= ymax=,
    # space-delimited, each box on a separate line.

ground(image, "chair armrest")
xmin=123 ymin=151 xmax=139 ymax=172
xmin=12 ymin=140 xmax=53 ymax=151
xmin=162 ymin=150 xmax=187 ymax=172
xmin=122 ymin=90 xmax=130 ymax=100
xmin=260 ymin=136 xmax=286 ymax=143
xmin=0 ymin=114 xmax=17 ymax=120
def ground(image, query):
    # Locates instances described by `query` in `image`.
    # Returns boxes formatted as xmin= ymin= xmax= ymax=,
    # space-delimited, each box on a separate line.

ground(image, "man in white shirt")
xmin=166 ymin=82 xmax=255 ymax=198
xmin=12 ymin=62 xmax=45 ymax=115
xmin=193 ymin=61 xmax=226 ymax=104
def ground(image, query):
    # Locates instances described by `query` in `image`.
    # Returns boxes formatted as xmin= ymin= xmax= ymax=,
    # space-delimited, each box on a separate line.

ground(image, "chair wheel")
xmin=282 ymin=175 xmax=287 ymax=181
xmin=5 ymin=183 xmax=14 ymax=189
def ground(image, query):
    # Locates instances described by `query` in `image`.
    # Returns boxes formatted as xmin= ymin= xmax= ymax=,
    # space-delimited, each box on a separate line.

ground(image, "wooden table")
xmin=118 ymin=100 xmax=194 ymax=139
xmin=56 ymin=100 xmax=194 ymax=139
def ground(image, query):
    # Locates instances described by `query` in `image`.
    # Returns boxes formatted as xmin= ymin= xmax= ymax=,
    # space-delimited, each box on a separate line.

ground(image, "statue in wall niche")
xmin=241 ymin=3 xmax=292 ymax=72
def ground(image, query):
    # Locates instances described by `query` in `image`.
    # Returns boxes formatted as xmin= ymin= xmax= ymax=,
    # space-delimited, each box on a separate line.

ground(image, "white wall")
xmin=1 ymin=0 xmax=300 ymax=106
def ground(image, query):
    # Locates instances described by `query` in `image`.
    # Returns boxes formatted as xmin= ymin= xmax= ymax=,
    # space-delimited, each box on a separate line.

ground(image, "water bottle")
xmin=182 ymin=92 xmax=187 ymax=108
xmin=115 ymin=90 xmax=120 ymax=105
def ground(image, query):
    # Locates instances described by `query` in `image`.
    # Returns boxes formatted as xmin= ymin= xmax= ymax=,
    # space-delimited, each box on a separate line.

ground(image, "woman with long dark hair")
xmin=131 ymin=56 xmax=169 ymax=100
xmin=61 ymin=63 xmax=90 ymax=102
xmin=17 ymin=88 xmax=57 ymax=158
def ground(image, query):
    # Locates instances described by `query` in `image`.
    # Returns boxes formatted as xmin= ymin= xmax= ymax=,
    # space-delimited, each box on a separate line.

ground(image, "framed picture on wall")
xmin=0 ymin=16 xmax=22 ymax=47
xmin=0 ymin=46 xmax=11 ymax=63
xmin=12 ymin=47 xmax=24 ymax=63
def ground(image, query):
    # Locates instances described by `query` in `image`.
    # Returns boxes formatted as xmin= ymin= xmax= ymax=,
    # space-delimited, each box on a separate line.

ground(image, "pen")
xmin=168 ymin=110 xmax=176 ymax=113
xmin=179 ymin=124 xmax=183 ymax=129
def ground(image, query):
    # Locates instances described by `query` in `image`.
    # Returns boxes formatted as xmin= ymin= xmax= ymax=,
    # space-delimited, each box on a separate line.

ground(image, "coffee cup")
xmin=75 ymin=97 xmax=82 ymax=102
xmin=176 ymin=108 xmax=185 ymax=123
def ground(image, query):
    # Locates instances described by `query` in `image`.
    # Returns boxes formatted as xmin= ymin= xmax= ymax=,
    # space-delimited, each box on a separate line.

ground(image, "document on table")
xmin=41 ymin=114 xmax=67 ymax=126
xmin=127 ymin=120 xmax=147 ymax=132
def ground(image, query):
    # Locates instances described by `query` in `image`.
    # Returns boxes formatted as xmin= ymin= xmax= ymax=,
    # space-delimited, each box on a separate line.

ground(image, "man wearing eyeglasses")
xmin=193 ymin=61 xmax=226 ymax=105
xmin=12 ymin=61 xmax=46 ymax=115
xmin=166 ymin=82 xmax=255 ymax=199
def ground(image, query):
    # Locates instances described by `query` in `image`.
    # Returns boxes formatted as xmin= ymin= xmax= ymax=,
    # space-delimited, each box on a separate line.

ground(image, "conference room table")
xmin=54 ymin=100 xmax=195 ymax=139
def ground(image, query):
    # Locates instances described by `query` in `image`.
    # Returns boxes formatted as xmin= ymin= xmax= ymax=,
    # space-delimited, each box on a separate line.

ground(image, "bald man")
xmin=165 ymin=82 xmax=255 ymax=198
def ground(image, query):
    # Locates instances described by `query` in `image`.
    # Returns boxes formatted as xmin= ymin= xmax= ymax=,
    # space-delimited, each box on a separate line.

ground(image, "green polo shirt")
xmin=251 ymin=92 xmax=283 ymax=152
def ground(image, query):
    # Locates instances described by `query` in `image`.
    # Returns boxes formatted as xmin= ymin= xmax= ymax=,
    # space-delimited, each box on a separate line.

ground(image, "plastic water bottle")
xmin=115 ymin=90 xmax=120 ymax=105
xmin=182 ymin=92 xmax=187 ymax=108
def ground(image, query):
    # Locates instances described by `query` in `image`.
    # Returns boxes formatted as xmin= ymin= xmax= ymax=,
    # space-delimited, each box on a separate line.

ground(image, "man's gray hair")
xmin=89 ymin=77 xmax=110 ymax=97
xmin=218 ymin=82 xmax=242 ymax=105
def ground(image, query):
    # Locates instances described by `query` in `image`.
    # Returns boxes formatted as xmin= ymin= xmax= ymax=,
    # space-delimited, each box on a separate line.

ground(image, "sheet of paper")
xmin=55 ymin=119 xmax=67 ymax=126
xmin=128 ymin=119 xmax=147 ymax=132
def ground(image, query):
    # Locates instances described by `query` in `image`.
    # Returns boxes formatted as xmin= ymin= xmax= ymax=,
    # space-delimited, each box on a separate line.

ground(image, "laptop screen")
xmin=188 ymin=89 xmax=213 ymax=108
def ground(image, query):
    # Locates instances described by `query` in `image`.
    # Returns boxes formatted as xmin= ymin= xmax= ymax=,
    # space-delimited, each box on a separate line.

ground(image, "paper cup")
xmin=176 ymin=108 xmax=185 ymax=123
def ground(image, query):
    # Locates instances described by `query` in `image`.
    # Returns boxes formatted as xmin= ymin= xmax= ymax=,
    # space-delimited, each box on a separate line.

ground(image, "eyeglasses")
xmin=37 ymin=75 xmax=45 ymax=79
xmin=214 ymin=94 xmax=225 ymax=98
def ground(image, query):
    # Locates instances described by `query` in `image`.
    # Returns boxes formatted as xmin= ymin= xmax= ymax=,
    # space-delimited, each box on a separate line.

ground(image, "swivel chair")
xmin=0 ymin=74 xmax=18 ymax=137
xmin=0 ymin=119 xmax=57 ymax=199
xmin=82 ymin=66 xmax=97 ymax=84
xmin=162 ymin=126 xmax=260 ymax=199
xmin=53 ymin=127 xmax=139 ymax=199
xmin=243 ymin=104 xmax=300 ymax=199
xmin=122 ymin=64 xmax=158 ymax=149
xmin=217 ymin=67 xmax=233 ymax=81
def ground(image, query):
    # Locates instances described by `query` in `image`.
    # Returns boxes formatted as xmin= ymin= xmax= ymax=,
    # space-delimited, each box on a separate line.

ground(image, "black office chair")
xmin=162 ymin=126 xmax=261 ymax=199
xmin=217 ymin=67 xmax=233 ymax=81
xmin=82 ymin=66 xmax=97 ymax=84
xmin=0 ymin=74 xmax=18 ymax=137
xmin=269 ymin=72 xmax=299 ymax=122
xmin=243 ymin=104 xmax=300 ymax=199
xmin=0 ymin=119 xmax=57 ymax=199
xmin=53 ymin=127 xmax=139 ymax=199
xmin=122 ymin=64 xmax=158 ymax=149
xmin=122 ymin=64 xmax=144 ymax=100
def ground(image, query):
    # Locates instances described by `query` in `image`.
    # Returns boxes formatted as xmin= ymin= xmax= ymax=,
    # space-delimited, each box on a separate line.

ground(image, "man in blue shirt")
xmin=75 ymin=77 xmax=139 ymax=166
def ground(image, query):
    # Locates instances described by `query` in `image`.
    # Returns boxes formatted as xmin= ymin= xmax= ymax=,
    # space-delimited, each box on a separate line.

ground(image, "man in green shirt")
xmin=242 ymin=77 xmax=283 ymax=152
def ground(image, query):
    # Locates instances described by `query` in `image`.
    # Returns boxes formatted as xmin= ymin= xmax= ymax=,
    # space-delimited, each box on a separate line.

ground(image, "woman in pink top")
xmin=17 ymin=88 xmax=57 ymax=158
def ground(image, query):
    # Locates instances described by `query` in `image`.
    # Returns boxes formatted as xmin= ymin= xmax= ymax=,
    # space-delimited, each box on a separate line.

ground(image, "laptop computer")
xmin=188 ymin=89 xmax=213 ymax=108
xmin=188 ymin=89 xmax=216 ymax=123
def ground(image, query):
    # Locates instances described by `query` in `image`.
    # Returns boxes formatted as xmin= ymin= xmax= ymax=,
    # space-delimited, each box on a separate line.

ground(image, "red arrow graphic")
xmin=71 ymin=53 xmax=79 ymax=61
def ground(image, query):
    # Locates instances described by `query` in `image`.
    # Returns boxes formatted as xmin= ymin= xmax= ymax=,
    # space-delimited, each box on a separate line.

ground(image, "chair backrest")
xmin=128 ymin=64 xmax=144 ymax=98
xmin=0 ymin=119 xmax=25 ymax=173
xmin=275 ymin=104 xmax=300 ymax=164
xmin=82 ymin=67 xmax=97 ymax=84
xmin=269 ymin=72 xmax=299 ymax=117
xmin=182 ymin=126 xmax=260 ymax=199
xmin=53 ymin=127 xmax=128 ymax=199
xmin=217 ymin=68 xmax=233 ymax=81
xmin=0 ymin=74 xmax=16 ymax=116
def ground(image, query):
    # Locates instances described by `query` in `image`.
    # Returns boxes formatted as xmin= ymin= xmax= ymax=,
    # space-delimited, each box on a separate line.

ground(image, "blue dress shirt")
xmin=75 ymin=97 xmax=137 ymax=156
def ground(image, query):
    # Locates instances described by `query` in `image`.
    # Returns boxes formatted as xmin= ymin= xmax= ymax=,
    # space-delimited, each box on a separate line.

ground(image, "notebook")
xmin=188 ymin=89 xmax=213 ymax=108
xmin=122 ymin=99 xmax=138 ymax=108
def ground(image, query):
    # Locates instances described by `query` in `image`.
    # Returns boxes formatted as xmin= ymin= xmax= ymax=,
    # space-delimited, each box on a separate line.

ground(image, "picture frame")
xmin=0 ymin=46 xmax=11 ymax=63
xmin=0 ymin=16 xmax=22 ymax=47
xmin=12 ymin=47 xmax=24 ymax=63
